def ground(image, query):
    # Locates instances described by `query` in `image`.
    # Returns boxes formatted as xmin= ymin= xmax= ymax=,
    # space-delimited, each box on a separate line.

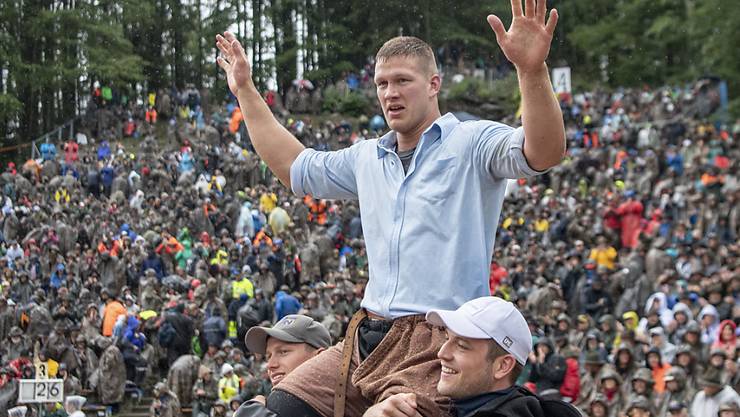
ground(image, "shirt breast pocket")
xmin=413 ymin=155 xmax=458 ymax=202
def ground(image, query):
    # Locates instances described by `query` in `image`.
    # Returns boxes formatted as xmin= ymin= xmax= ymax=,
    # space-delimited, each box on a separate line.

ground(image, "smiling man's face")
xmin=436 ymin=329 xmax=498 ymax=399
xmin=265 ymin=338 xmax=318 ymax=386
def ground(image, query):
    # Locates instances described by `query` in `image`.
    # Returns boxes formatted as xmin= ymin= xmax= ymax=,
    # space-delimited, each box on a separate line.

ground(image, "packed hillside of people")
xmin=0 ymin=78 xmax=737 ymax=417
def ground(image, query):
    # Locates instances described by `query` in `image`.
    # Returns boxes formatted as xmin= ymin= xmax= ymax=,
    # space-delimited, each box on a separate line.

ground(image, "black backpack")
xmin=157 ymin=321 xmax=177 ymax=348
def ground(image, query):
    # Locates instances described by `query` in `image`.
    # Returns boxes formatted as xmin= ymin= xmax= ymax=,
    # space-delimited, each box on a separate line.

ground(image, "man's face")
xmin=710 ymin=354 xmax=725 ymax=367
xmin=677 ymin=353 xmax=691 ymax=367
xmin=632 ymin=380 xmax=647 ymax=394
xmin=704 ymin=385 xmax=721 ymax=396
xmin=591 ymin=403 xmax=607 ymax=417
xmin=265 ymin=338 xmax=317 ymax=386
xmin=374 ymin=56 xmax=438 ymax=136
xmin=437 ymin=330 xmax=501 ymax=399
xmin=603 ymin=378 xmax=617 ymax=390
xmin=647 ymin=353 xmax=660 ymax=368
xmin=586 ymin=364 xmax=602 ymax=376
xmin=666 ymin=380 xmax=678 ymax=392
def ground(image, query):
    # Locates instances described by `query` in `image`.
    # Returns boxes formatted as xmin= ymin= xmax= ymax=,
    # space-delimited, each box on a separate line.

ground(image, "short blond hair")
xmin=376 ymin=36 xmax=437 ymax=75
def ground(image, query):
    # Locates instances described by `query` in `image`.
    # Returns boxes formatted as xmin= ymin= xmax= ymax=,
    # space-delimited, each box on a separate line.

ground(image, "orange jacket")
xmin=229 ymin=108 xmax=243 ymax=134
xmin=98 ymin=240 xmax=121 ymax=258
xmin=651 ymin=363 xmax=672 ymax=394
xmin=253 ymin=230 xmax=273 ymax=248
xmin=102 ymin=301 xmax=127 ymax=337
xmin=308 ymin=200 xmax=327 ymax=225
xmin=157 ymin=237 xmax=184 ymax=255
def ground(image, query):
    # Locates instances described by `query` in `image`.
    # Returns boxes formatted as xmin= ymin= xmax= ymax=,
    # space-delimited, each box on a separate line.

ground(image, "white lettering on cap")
xmin=502 ymin=336 xmax=513 ymax=348
xmin=278 ymin=318 xmax=295 ymax=327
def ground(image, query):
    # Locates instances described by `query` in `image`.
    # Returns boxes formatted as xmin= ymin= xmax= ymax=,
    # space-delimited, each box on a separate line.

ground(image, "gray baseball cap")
xmin=245 ymin=314 xmax=332 ymax=354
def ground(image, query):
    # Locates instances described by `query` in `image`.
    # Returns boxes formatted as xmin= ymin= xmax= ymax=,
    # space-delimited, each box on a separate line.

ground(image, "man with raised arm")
xmin=218 ymin=1 xmax=564 ymax=416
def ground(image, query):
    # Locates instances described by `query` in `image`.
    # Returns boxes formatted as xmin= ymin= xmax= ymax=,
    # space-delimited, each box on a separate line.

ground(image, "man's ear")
xmin=493 ymin=355 xmax=517 ymax=381
xmin=429 ymin=73 xmax=441 ymax=98
xmin=314 ymin=347 xmax=326 ymax=356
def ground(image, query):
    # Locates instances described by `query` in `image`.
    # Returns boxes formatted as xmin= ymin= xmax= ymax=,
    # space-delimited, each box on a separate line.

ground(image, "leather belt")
xmin=334 ymin=309 xmax=368 ymax=417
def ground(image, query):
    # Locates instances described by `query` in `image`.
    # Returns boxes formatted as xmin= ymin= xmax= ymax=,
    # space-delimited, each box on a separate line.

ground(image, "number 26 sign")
xmin=18 ymin=380 xmax=64 ymax=403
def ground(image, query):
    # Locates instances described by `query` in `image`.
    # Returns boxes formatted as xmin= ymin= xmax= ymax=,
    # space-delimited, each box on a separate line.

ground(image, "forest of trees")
xmin=0 ymin=0 xmax=738 ymax=142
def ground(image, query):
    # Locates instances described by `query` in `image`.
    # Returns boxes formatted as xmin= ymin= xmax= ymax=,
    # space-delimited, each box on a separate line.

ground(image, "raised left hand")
xmin=487 ymin=0 xmax=558 ymax=73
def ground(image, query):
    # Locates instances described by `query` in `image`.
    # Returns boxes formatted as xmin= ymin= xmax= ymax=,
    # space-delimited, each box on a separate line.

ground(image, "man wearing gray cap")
xmin=245 ymin=314 xmax=331 ymax=387
xmin=364 ymin=297 xmax=579 ymax=417
xmin=236 ymin=315 xmax=332 ymax=417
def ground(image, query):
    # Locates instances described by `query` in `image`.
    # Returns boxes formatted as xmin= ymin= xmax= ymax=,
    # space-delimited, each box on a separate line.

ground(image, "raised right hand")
xmin=216 ymin=32 xmax=254 ymax=96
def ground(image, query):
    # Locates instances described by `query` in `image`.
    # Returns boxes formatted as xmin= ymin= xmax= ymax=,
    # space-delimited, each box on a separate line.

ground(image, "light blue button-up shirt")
xmin=290 ymin=113 xmax=543 ymax=318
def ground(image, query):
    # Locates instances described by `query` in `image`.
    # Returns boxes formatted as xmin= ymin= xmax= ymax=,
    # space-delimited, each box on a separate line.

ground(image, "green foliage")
xmin=0 ymin=94 xmax=23 ymax=121
xmin=729 ymin=99 xmax=740 ymax=120
xmin=447 ymin=74 xmax=519 ymax=115
xmin=1 ymin=0 xmax=738 ymax=142
xmin=448 ymin=78 xmax=496 ymax=102
xmin=322 ymin=87 xmax=371 ymax=117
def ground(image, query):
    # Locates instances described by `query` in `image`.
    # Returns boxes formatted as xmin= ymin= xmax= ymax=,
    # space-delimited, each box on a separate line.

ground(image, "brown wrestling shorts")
xmin=274 ymin=313 xmax=450 ymax=417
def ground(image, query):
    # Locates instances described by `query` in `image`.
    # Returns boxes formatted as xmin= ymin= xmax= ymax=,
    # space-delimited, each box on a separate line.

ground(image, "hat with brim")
xmin=426 ymin=296 xmax=531 ymax=366
xmin=245 ymin=326 xmax=304 ymax=354
xmin=700 ymin=370 xmax=724 ymax=388
xmin=625 ymin=396 xmax=652 ymax=413
xmin=584 ymin=351 xmax=606 ymax=365
xmin=245 ymin=314 xmax=331 ymax=354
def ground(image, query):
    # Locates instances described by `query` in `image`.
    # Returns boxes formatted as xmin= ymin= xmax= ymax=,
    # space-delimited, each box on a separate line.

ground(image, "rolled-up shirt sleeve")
xmin=290 ymin=145 xmax=359 ymax=199
xmin=472 ymin=122 xmax=548 ymax=180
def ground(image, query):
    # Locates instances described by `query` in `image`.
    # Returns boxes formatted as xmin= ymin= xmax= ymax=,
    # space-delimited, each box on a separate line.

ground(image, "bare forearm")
xmin=236 ymin=87 xmax=305 ymax=187
xmin=519 ymin=64 xmax=565 ymax=171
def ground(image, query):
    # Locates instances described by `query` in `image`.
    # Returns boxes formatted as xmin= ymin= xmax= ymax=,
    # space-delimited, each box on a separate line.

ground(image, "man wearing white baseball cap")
xmin=364 ymin=296 xmax=580 ymax=417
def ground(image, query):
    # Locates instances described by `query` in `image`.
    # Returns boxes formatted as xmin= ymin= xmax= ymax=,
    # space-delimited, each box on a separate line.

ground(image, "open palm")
xmin=216 ymin=32 xmax=254 ymax=96
xmin=487 ymin=0 xmax=558 ymax=73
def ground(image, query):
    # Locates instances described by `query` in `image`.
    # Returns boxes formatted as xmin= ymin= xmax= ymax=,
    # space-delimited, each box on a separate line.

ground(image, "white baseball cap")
xmin=426 ymin=296 xmax=532 ymax=366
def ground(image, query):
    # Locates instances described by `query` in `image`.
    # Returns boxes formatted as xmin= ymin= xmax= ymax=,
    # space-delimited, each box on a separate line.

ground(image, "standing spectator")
xmin=217 ymin=364 xmax=240 ymax=403
xmin=528 ymin=337 xmax=567 ymax=399
xmin=163 ymin=304 xmax=195 ymax=365
xmin=689 ymin=369 xmax=740 ymax=417
xmin=274 ymin=287 xmax=301 ymax=321
xmin=615 ymin=191 xmax=644 ymax=249
xmin=192 ymin=366 xmax=218 ymax=417
xmin=151 ymin=381 xmax=181 ymax=417
xmin=101 ymin=294 xmax=127 ymax=337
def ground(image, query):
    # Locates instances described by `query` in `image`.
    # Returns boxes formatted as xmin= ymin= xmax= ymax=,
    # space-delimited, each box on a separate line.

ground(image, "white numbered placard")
xmin=18 ymin=379 xmax=64 ymax=403
xmin=552 ymin=66 xmax=572 ymax=94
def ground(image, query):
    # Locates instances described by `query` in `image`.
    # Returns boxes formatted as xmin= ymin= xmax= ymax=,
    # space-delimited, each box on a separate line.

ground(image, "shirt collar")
xmin=376 ymin=112 xmax=459 ymax=158
xmin=453 ymin=387 xmax=515 ymax=417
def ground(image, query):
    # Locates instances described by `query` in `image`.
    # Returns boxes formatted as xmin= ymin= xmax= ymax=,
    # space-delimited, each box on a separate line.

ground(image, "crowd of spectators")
xmin=0 ymin=78 xmax=737 ymax=417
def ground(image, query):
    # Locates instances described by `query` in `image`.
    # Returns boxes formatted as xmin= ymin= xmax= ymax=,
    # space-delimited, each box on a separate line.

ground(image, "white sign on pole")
xmin=18 ymin=379 xmax=64 ymax=403
xmin=552 ymin=66 xmax=572 ymax=94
